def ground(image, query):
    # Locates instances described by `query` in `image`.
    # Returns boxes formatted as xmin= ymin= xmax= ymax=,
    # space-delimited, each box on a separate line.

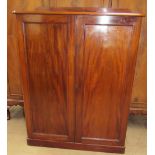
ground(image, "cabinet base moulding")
xmin=27 ymin=138 xmax=125 ymax=153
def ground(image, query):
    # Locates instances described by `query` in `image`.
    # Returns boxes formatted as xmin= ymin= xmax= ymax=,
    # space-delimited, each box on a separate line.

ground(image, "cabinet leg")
xmin=7 ymin=108 xmax=10 ymax=120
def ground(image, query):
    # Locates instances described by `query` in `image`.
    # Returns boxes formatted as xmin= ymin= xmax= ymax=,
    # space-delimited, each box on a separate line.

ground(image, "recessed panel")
xmin=76 ymin=24 xmax=132 ymax=144
xmin=24 ymin=23 xmax=68 ymax=135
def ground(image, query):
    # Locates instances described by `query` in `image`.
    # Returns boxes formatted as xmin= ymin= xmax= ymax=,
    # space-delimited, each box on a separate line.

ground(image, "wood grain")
xmin=8 ymin=0 xmax=146 ymax=115
xmin=8 ymin=2 xmax=146 ymax=153
xmin=16 ymin=14 xmax=75 ymax=142
xmin=75 ymin=15 xmax=142 ymax=146
xmin=15 ymin=8 xmax=142 ymax=152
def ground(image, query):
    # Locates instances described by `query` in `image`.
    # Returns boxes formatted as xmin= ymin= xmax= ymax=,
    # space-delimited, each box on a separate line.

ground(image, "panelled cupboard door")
xmin=16 ymin=15 xmax=75 ymax=142
xmin=75 ymin=16 xmax=142 ymax=146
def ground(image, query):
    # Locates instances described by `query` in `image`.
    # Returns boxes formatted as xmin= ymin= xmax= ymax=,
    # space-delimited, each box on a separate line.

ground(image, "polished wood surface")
xmin=7 ymin=0 xmax=107 ymax=106
xmin=13 ymin=7 xmax=144 ymax=16
xmin=16 ymin=14 xmax=75 ymax=142
xmin=15 ymin=8 xmax=142 ymax=153
xmin=8 ymin=0 xmax=146 ymax=114
xmin=75 ymin=15 xmax=142 ymax=146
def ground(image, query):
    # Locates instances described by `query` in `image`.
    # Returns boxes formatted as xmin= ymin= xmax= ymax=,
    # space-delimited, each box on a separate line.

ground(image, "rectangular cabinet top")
xmin=13 ymin=7 xmax=144 ymax=17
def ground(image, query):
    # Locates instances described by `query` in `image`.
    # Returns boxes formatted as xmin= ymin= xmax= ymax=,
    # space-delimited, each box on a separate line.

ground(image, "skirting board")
xmin=27 ymin=138 xmax=125 ymax=153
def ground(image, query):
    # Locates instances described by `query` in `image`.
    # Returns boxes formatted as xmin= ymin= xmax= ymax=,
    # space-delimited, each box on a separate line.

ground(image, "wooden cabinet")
xmin=14 ymin=8 xmax=143 ymax=153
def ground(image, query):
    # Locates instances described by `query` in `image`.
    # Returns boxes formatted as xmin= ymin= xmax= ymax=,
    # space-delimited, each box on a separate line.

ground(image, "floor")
xmin=8 ymin=106 xmax=147 ymax=155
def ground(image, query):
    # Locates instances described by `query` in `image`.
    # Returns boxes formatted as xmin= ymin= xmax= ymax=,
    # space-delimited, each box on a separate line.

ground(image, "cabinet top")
xmin=12 ymin=7 xmax=144 ymax=17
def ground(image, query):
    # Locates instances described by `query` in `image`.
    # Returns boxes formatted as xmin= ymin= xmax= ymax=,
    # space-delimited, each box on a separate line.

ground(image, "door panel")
xmin=75 ymin=16 xmax=141 ymax=145
xmin=17 ymin=15 xmax=75 ymax=142
xmin=26 ymin=23 xmax=68 ymax=135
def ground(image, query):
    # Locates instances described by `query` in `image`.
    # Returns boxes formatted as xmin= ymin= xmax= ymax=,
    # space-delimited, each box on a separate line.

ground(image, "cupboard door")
xmin=16 ymin=15 xmax=75 ymax=142
xmin=75 ymin=16 xmax=142 ymax=146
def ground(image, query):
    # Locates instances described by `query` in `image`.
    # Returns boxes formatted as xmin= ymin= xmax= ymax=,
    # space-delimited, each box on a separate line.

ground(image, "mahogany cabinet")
xmin=14 ymin=8 xmax=142 ymax=153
